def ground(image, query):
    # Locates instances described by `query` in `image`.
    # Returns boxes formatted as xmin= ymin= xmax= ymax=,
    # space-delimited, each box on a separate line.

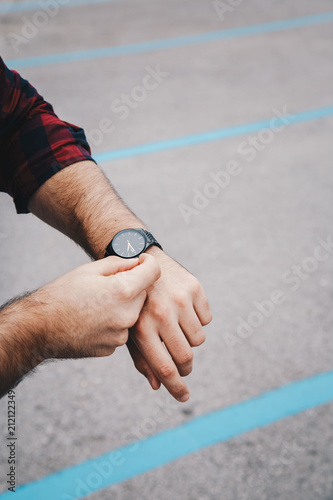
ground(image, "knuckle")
xmin=104 ymin=347 xmax=116 ymax=357
xmin=191 ymin=330 xmax=206 ymax=346
xmin=190 ymin=277 xmax=202 ymax=294
xmin=158 ymin=363 xmax=176 ymax=379
xmin=174 ymin=292 xmax=188 ymax=309
xmin=115 ymin=330 xmax=129 ymax=347
xmin=124 ymin=310 xmax=140 ymax=329
xmin=94 ymin=346 xmax=116 ymax=357
xmin=202 ymin=307 xmax=213 ymax=326
xmin=117 ymin=307 xmax=139 ymax=329
xmin=120 ymin=283 xmax=135 ymax=301
xmin=178 ymin=349 xmax=193 ymax=366
xmin=154 ymin=305 xmax=169 ymax=323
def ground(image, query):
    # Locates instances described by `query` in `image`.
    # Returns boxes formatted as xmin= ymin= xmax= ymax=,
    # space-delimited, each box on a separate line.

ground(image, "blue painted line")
xmin=6 ymin=11 xmax=333 ymax=69
xmin=94 ymin=105 xmax=333 ymax=162
xmin=0 ymin=0 xmax=121 ymax=14
xmin=1 ymin=370 xmax=333 ymax=500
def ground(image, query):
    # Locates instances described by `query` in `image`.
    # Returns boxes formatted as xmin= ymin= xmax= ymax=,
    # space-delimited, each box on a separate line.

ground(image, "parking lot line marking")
xmin=1 ymin=370 xmax=332 ymax=500
xmin=0 ymin=0 xmax=121 ymax=14
xmin=5 ymin=11 xmax=333 ymax=68
xmin=94 ymin=104 xmax=333 ymax=162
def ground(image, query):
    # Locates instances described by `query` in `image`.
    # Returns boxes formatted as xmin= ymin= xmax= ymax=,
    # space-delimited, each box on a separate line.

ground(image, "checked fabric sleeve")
xmin=0 ymin=57 xmax=95 ymax=213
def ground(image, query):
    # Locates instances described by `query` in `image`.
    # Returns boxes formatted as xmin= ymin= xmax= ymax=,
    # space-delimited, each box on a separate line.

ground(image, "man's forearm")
xmin=0 ymin=293 xmax=46 ymax=397
xmin=28 ymin=161 xmax=149 ymax=260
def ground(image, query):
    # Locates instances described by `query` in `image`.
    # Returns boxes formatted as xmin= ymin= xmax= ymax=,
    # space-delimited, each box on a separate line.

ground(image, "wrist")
xmin=32 ymin=285 xmax=73 ymax=360
xmin=145 ymin=245 xmax=165 ymax=258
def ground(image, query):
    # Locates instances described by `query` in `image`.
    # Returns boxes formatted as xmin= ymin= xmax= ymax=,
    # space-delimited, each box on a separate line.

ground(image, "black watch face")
xmin=111 ymin=229 xmax=146 ymax=258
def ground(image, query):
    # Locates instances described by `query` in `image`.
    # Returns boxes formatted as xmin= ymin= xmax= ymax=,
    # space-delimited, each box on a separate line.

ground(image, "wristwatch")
xmin=104 ymin=228 xmax=162 ymax=259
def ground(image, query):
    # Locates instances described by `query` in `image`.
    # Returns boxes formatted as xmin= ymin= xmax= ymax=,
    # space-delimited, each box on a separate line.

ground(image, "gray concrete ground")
xmin=0 ymin=0 xmax=333 ymax=499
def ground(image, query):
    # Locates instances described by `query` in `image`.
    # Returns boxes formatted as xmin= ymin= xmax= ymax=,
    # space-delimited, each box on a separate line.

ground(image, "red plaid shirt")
xmin=0 ymin=57 xmax=94 ymax=213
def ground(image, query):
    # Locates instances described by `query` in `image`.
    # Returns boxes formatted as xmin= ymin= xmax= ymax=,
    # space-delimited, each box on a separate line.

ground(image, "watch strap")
xmin=104 ymin=244 xmax=115 ymax=257
xmin=141 ymin=229 xmax=163 ymax=251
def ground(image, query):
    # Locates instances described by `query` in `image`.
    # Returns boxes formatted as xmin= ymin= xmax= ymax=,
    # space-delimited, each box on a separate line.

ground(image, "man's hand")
xmin=127 ymin=249 xmax=212 ymax=403
xmin=40 ymin=253 xmax=161 ymax=359
xmin=0 ymin=253 xmax=161 ymax=396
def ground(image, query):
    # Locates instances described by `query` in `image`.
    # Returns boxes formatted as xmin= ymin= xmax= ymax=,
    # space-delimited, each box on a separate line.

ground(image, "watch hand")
xmin=127 ymin=240 xmax=136 ymax=254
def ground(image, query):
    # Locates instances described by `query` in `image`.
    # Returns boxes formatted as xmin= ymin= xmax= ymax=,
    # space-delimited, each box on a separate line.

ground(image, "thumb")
xmin=115 ymin=253 xmax=161 ymax=297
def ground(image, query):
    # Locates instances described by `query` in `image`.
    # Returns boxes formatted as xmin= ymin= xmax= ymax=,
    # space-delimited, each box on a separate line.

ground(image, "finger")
xmin=178 ymin=307 xmax=206 ymax=347
xmin=193 ymin=287 xmax=213 ymax=326
xmin=98 ymin=328 xmax=129 ymax=348
xmin=159 ymin=321 xmax=194 ymax=377
xmin=116 ymin=253 xmax=161 ymax=298
xmin=93 ymin=346 xmax=116 ymax=357
xmin=132 ymin=330 xmax=190 ymax=403
xmin=86 ymin=256 xmax=140 ymax=276
xmin=126 ymin=335 xmax=161 ymax=390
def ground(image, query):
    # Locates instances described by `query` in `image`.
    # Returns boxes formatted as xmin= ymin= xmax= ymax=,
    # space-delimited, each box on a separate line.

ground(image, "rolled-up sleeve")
xmin=0 ymin=57 xmax=95 ymax=213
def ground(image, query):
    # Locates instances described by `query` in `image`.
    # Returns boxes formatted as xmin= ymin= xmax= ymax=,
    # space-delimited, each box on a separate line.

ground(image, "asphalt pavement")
xmin=0 ymin=1 xmax=333 ymax=499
